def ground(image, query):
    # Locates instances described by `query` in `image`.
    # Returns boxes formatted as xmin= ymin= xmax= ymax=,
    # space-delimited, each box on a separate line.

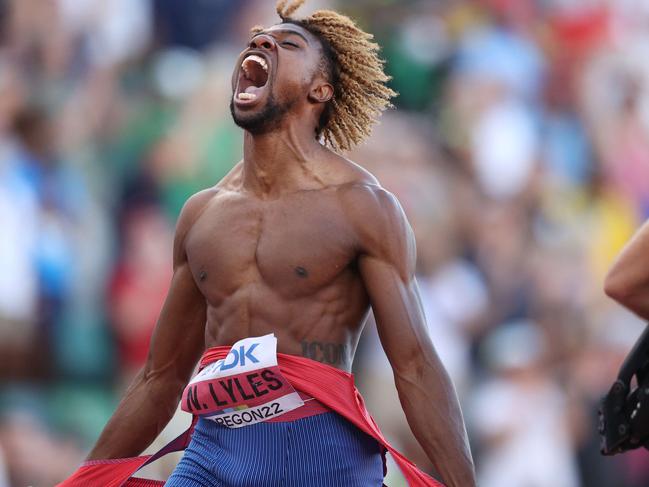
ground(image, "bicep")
xmin=353 ymin=188 xmax=437 ymax=373
xmin=360 ymin=254 xmax=437 ymax=374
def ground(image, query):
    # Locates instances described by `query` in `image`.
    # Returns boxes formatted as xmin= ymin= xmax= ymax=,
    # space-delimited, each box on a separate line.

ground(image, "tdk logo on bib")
xmin=197 ymin=338 xmax=273 ymax=378
xmin=181 ymin=334 xmax=304 ymax=427
xmin=215 ymin=343 xmax=260 ymax=371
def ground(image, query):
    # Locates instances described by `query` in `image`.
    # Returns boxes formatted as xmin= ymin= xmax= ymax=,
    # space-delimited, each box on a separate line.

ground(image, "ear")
xmin=308 ymin=81 xmax=334 ymax=104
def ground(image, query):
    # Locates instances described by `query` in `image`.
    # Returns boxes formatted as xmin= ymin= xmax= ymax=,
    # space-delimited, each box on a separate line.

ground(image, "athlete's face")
xmin=230 ymin=23 xmax=332 ymax=134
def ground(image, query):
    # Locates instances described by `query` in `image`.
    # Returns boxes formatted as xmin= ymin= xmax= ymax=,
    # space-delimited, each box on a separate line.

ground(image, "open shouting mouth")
xmin=234 ymin=53 xmax=270 ymax=106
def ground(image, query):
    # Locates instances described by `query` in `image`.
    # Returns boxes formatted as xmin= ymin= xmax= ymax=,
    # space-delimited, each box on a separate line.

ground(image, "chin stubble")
xmin=230 ymin=91 xmax=297 ymax=135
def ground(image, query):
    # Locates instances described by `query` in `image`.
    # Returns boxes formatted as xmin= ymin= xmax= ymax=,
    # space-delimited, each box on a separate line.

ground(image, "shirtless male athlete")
xmin=77 ymin=1 xmax=475 ymax=485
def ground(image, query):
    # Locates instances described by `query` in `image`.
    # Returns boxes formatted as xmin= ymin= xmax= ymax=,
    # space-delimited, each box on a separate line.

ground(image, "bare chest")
xmin=184 ymin=190 xmax=357 ymax=302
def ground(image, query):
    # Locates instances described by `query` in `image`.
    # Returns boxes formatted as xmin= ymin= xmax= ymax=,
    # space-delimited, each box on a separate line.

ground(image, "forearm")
xmin=395 ymin=365 xmax=475 ymax=487
xmin=605 ymin=220 xmax=649 ymax=319
xmin=87 ymin=369 xmax=184 ymax=460
xmin=351 ymin=188 xmax=476 ymax=484
xmin=84 ymin=199 xmax=208 ymax=460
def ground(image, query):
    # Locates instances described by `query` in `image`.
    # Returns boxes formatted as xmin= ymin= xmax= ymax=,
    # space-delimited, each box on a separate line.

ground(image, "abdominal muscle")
xmin=202 ymin=279 xmax=370 ymax=372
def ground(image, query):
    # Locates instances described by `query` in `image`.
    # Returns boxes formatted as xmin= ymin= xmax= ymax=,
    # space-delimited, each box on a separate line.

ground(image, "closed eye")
xmin=282 ymin=41 xmax=299 ymax=48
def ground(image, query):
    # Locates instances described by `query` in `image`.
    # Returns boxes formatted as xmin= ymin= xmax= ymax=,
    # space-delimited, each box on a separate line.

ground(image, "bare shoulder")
xmin=173 ymin=185 xmax=221 ymax=266
xmin=316 ymin=150 xmax=398 ymax=222
xmin=333 ymin=160 xmax=414 ymax=268
xmin=320 ymin=150 xmax=379 ymax=188
xmin=334 ymin=169 xmax=406 ymax=233
xmin=177 ymin=187 xmax=218 ymax=230
xmin=176 ymin=161 xmax=243 ymax=228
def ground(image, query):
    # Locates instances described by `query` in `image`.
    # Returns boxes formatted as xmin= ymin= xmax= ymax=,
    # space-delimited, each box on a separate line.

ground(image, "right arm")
xmin=343 ymin=183 xmax=475 ymax=486
xmin=604 ymin=220 xmax=649 ymax=320
xmin=87 ymin=190 xmax=214 ymax=459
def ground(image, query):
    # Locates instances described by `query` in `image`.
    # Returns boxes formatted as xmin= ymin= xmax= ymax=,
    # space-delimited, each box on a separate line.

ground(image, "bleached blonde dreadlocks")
xmin=258 ymin=0 xmax=396 ymax=152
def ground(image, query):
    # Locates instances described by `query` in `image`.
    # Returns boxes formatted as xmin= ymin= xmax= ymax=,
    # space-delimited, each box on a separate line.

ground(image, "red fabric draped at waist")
xmin=57 ymin=346 xmax=443 ymax=487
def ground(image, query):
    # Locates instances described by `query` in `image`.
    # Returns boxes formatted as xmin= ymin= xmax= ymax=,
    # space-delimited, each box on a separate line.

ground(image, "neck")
xmin=242 ymin=121 xmax=324 ymax=196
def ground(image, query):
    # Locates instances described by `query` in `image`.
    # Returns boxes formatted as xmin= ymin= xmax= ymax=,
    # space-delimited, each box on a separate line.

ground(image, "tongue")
xmin=245 ymin=85 xmax=264 ymax=95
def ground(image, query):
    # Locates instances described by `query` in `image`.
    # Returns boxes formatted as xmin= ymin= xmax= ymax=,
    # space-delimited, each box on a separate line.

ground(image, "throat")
xmin=242 ymin=129 xmax=325 ymax=196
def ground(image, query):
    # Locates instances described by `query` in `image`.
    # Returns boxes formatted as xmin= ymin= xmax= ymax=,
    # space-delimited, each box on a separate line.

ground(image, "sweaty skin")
xmin=605 ymin=220 xmax=649 ymax=320
xmin=88 ymin=22 xmax=475 ymax=487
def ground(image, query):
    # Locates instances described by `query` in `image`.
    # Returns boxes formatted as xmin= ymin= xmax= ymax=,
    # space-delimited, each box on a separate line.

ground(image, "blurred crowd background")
xmin=1 ymin=0 xmax=649 ymax=485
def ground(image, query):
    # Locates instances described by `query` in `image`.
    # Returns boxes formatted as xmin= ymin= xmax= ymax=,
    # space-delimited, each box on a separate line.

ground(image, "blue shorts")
xmin=165 ymin=412 xmax=385 ymax=486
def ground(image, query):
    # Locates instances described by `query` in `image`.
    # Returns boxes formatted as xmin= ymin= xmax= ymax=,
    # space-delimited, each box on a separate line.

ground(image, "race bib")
xmin=181 ymin=334 xmax=304 ymax=427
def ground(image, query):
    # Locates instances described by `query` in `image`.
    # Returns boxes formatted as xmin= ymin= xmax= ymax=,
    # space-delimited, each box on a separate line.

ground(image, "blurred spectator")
xmin=0 ymin=123 xmax=38 ymax=377
xmin=12 ymin=108 xmax=78 ymax=329
xmin=0 ymin=409 xmax=83 ymax=486
xmin=469 ymin=320 xmax=579 ymax=487
xmin=1 ymin=0 xmax=649 ymax=484
xmin=109 ymin=205 xmax=173 ymax=380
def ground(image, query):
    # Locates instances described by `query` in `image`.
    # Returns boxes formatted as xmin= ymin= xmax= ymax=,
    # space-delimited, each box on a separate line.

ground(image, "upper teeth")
xmin=243 ymin=55 xmax=268 ymax=75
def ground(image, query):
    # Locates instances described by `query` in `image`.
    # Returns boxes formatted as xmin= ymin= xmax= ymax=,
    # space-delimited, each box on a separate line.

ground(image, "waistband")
xmin=58 ymin=345 xmax=443 ymax=487
xmin=196 ymin=345 xmax=330 ymax=423
xmin=197 ymin=345 xmax=443 ymax=486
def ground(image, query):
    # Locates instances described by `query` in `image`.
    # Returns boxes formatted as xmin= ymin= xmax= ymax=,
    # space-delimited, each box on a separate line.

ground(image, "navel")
xmin=199 ymin=270 xmax=208 ymax=282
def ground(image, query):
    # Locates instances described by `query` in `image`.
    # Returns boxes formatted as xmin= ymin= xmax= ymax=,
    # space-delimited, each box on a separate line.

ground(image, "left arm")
xmin=347 ymin=184 xmax=475 ymax=487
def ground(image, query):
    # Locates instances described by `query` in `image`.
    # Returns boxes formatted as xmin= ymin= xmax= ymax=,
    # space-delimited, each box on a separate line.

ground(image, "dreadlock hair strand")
xmin=274 ymin=0 xmax=396 ymax=152
xmin=277 ymin=0 xmax=306 ymax=21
